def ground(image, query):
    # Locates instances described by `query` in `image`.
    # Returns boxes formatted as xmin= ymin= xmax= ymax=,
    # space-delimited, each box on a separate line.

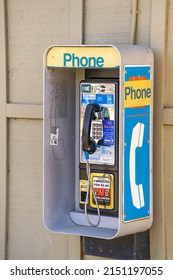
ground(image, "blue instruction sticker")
xmin=103 ymin=120 xmax=114 ymax=146
xmin=82 ymin=94 xmax=114 ymax=105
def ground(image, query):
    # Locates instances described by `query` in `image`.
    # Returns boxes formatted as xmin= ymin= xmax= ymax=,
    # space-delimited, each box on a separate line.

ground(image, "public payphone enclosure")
xmin=43 ymin=45 xmax=154 ymax=239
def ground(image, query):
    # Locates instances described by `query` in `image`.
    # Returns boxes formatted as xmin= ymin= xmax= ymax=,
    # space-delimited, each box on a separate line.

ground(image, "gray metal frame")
xmin=43 ymin=44 xmax=153 ymax=239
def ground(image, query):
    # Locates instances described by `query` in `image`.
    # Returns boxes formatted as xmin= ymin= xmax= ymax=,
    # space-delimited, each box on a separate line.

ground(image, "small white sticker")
xmin=50 ymin=128 xmax=59 ymax=146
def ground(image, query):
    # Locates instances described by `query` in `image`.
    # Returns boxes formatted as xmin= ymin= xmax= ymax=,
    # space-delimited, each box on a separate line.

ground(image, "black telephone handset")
xmin=82 ymin=103 xmax=100 ymax=154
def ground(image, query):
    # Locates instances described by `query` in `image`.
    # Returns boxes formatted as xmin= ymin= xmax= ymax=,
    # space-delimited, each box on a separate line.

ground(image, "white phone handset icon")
xmin=129 ymin=122 xmax=145 ymax=209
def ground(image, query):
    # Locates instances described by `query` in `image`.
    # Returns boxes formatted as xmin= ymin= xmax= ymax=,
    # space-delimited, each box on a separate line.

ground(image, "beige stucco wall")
xmin=0 ymin=0 xmax=172 ymax=259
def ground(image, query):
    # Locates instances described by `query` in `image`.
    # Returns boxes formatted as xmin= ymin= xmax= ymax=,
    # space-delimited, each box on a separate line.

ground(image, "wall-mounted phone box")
xmin=43 ymin=44 xmax=154 ymax=239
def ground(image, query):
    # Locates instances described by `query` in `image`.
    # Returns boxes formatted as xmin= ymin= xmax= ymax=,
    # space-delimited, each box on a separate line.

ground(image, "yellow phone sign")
xmin=46 ymin=46 xmax=120 ymax=68
xmin=124 ymin=79 xmax=152 ymax=108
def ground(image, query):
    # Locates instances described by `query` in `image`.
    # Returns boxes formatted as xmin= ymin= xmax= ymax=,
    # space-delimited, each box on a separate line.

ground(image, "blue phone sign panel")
xmin=123 ymin=65 xmax=151 ymax=222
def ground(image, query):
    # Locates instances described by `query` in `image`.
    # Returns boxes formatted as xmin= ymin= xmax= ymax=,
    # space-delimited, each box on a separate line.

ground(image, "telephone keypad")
xmin=91 ymin=120 xmax=103 ymax=143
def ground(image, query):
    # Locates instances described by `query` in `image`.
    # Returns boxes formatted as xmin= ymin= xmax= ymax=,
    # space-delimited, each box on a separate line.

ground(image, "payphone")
xmin=43 ymin=45 xmax=154 ymax=239
xmin=79 ymin=80 xmax=119 ymax=226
